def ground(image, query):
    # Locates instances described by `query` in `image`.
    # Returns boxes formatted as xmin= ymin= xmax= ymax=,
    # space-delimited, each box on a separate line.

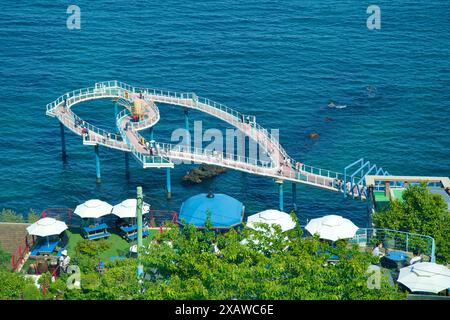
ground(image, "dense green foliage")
xmin=0 ymin=269 xmax=42 ymax=300
xmin=373 ymin=183 xmax=450 ymax=263
xmin=0 ymin=211 xmax=407 ymax=300
xmin=0 ymin=209 xmax=25 ymax=223
xmin=0 ymin=208 xmax=41 ymax=223
xmin=27 ymin=209 xmax=41 ymax=223
xmin=48 ymin=219 xmax=405 ymax=300
xmin=135 ymin=223 xmax=405 ymax=300
xmin=74 ymin=239 xmax=112 ymax=272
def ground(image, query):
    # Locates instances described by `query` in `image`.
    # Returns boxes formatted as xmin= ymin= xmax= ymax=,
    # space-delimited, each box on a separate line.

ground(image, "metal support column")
xmin=60 ymin=122 xmax=67 ymax=161
xmin=166 ymin=167 xmax=172 ymax=199
xmin=95 ymin=144 xmax=101 ymax=183
xmin=276 ymin=179 xmax=284 ymax=211
xmin=184 ymin=108 xmax=189 ymax=133
xmin=114 ymin=101 xmax=119 ymax=130
xmin=292 ymin=183 xmax=297 ymax=212
xmin=184 ymin=108 xmax=190 ymax=146
xmin=149 ymin=127 xmax=154 ymax=141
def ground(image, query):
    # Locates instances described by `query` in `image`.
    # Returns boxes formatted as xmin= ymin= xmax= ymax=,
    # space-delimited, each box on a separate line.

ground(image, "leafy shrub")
xmin=75 ymin=239 xmax=111 ymax=258
xmin=373 ymin=183 xmax=450 ymax=263
xmin=27 ymin=209 xmax=41 ymax=223
xmin=0 ymin=269 xmax=43 ymax=300
xmin=0 ymin=209 xmax=25 ymax=223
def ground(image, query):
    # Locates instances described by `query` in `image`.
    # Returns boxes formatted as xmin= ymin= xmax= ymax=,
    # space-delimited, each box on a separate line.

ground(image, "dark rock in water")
xmin=325 ymin=117 xmax=333 ymax=123
xmin=308 ymin=132 xmax=320 ymax=139
xmin=182 ymin=164 xmax=227 ymax=184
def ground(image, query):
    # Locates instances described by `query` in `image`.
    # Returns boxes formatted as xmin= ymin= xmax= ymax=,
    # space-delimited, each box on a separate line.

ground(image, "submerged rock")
xmin=182 ymin=164 xmax=227 ymax=184
xmin=308 ymin=132 xmax=320 ymax=139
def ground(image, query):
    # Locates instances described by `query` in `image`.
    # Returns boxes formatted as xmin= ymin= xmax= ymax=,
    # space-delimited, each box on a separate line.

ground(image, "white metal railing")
xmin=57 ymin=109 xmax=129 ymax=151
xmin=48 ymin=80 xmax=345 ymax=191
xmin=116 ymin=109 xmax=172 ymax=167
xmin=349 ymin=228 xmax=436 ymax=262
xmin=156 ymin=142 xmax=274 ymax=170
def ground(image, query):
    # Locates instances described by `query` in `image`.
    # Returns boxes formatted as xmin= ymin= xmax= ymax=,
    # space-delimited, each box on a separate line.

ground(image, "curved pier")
xmin=46 ymin=81 xmax=360 ymax=206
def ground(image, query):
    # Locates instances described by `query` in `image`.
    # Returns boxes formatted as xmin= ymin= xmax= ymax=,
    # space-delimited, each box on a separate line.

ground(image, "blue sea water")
xmin=0 ymin=1 xmax=449 ymax=227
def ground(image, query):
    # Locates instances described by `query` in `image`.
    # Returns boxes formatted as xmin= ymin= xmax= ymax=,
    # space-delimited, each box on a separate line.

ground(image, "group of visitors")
xmin=143 ymin=139 xmax=158 ymax=156
xmin=372 ymin=242 xmax=423 ymax=266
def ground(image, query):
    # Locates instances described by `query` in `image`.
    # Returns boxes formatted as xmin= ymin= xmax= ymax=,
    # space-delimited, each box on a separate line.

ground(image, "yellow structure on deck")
xmin=131 ymin=99 xmax=144 ymax=120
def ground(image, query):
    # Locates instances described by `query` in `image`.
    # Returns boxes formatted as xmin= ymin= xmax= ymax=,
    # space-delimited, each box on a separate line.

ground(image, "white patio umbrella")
xmin=305 ymin=214 xmax=359 ymax=241
xmin=74 ymin=199 xmax=113 ymax=219
xmin=397 ymin=262 xmax=450 ymax=294
xmin=111 ymin=199 xmax=150 ymax=219
xmin=246 ymin=209 xmax=296 ymax=233
xmin=26 ymin=217 xmax=68 ymax=237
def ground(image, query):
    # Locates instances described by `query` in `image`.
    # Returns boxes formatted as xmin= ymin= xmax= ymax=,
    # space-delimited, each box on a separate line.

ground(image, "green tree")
xmin=373 ymin=183 xmax=450 ymax=263
xmin=27 ymin=209 xmax=41 ymax=223
xmin=0 ymin=209 xmax=25 ymax=223
xmin=15 ymin=222 xmax=406 ymax=300
xmin=73 ymin=239 xmax=111 ymax=273
xmin=137 ymin=222 xmax=405 ymax=300
xmin=0 ymin=269 xmax=42 ymax=300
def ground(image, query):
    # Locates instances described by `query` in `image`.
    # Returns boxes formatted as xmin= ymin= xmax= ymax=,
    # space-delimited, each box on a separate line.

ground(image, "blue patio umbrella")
xmin=179 ymin=193 xmax=244 ymax=229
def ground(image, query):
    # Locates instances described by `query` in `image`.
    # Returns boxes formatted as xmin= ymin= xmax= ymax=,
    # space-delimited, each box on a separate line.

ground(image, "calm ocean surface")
xmin=0 ymin=1 xmax=449 ymax=227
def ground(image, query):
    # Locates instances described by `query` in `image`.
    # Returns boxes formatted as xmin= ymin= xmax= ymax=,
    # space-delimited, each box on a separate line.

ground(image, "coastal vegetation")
xmin=4 ymin=188 xmax=448 ymax=300
xmin=0 ymin=268 xmax=42 ymax=300
xmin=0 ymin=219 xmax=406 ymax=300
xmin=373 ymin=183 xmax=450 ymax=263
xmin=0 ymin=209 xmax=40 ymax=224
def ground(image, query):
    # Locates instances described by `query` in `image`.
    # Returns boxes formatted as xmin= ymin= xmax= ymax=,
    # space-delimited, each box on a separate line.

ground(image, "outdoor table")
xmin=120 ymin=224 xmax=137 ymax=234
xmin=120 ymin=224 xmax=149 ymax=241
xmin=30 ymin=240 xmax=59 ymax=256
xmin=383 ymin=251 xmax=409 ymax=269
xmin=386 ymin=251 xmax=408 ymax=262
xmin=127 ymin=230 xmax=149 ymax=241
xmin=83 ymin=223 xmax=111 ymax=240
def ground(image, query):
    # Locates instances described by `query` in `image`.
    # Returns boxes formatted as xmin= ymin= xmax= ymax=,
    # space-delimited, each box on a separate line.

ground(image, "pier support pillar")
xmin=125 ymin=152 xmax=130 ymax=179
xmin=292 ymin=183 xmax=297 ymax=212
xmin=184 ymin=108 xmax=189 ymax=134
xmin=166 ymin=168 xmax=172 ymax=199
xmin=184 ymin=108 xmax=190 ymax=146
xmin=60 ymin=122 xmax=67 ymax=161
xmin=95 ymin=144 xmax=101 ymax=184
xmin=276 ymin=179 xmax=284 ymax=211
xmin=114 ymin=101 xmax=119 ymax=130
xmin=149 ymin=127 xmax=154 ymax=141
